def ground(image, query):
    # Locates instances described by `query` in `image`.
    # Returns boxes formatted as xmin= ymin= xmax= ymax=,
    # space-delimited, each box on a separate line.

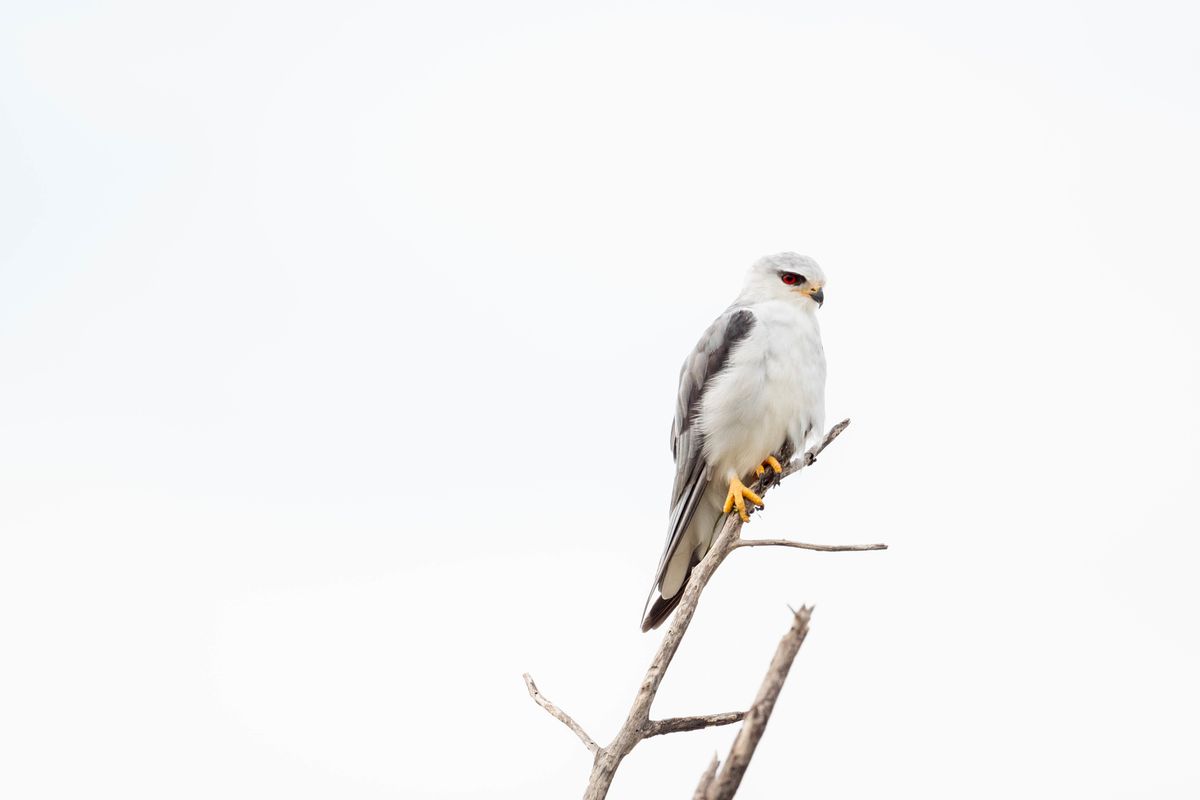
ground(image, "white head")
xmin=736 ymin=252 xmax=826 ymax=308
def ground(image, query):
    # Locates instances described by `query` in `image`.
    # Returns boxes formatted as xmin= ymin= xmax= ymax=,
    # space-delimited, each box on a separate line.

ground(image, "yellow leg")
xmin=723 ymin=476 xmax=764 ymax=523
xmin=754 ymin=455 xmax=784 ymax=478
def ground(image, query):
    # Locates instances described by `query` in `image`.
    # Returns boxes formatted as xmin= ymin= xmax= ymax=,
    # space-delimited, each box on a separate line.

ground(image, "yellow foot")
xmin=754 ymin=455 xmax=784 ymax=478
xmin=723 ymin=476 xmax=764 ymax=523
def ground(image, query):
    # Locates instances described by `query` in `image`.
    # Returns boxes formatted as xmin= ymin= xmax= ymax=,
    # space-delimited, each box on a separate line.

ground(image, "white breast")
xmin=697 ymin=300 xmax=826 ymax=480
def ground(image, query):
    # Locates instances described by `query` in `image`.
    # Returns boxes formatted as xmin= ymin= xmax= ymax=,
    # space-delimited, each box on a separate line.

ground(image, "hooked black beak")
xmin=811 ymin=288 xmax=824 ymax=307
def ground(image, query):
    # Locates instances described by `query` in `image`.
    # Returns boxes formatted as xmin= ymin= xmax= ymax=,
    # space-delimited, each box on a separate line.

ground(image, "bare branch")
xmin=734 ymin=538 xmax=888 ymax=552
xmin=583 ymin=507 xmax=744 ymax=798
xmin=706 ymin=607 xmax=813 ymax=800
xmin=646 ymin=711 xmax=747 ymax=738
xmin=693 ymin=754 xmax=720 ymax=799
xmin=780 ymin=418 xmax=850 ymax=477
xmin=522 ymin=673 xmax=600 ymax=754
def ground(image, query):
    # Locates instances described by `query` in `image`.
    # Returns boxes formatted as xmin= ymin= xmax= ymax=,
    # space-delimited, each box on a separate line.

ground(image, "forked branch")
xmin=523 ymin=419 xmax=885 ymax=798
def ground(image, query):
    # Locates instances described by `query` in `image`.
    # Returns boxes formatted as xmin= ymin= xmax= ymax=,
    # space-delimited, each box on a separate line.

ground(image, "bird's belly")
xmin=698 ymin=321 xmax=825 ymax=480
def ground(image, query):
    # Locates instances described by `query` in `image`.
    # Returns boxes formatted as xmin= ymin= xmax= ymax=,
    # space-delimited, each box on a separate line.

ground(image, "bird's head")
xmin=740 ymin=252 xmax=826 ymax=309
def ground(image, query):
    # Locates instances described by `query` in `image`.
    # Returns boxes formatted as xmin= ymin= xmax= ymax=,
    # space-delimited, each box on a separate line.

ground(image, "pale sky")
xmin=2 ymin=1 xmax=1199 ymax=798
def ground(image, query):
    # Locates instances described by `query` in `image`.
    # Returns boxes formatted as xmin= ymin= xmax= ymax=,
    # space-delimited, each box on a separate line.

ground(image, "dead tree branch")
xmin=693 ymin=754 xmax=720 ymax=799
xmin=523 ymin=673 xmax=600 ymax=754
xmin=734 ymin=539 xmax=887 ymax=552
xmin=645 ymin=712 xmax=747 ymax=737
xmin=524 ymin=419 xmax=883 ymax=799
xmin=704 ymin=606 xmax=813 ymax=799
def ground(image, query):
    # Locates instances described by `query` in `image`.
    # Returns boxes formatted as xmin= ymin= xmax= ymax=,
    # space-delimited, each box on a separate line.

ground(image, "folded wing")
xmin=641 ymin=308 xmax=756 ymax=631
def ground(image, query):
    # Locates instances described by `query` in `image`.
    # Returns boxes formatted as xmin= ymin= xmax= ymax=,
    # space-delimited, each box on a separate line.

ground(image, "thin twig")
xmin=734 ymin=539 xmax=887 ymax=552
xmin=645 ymin=711 xmax=747 ymax=737
xmin=523 ymin=673 xmax=600 ymax=754
xmin=693 ymin=754 xmax=720 ymax=800
xmin=779 ymin=418 xmax=849 ymax=477
xmin=706 ymin=607 xmax=813 ymax=800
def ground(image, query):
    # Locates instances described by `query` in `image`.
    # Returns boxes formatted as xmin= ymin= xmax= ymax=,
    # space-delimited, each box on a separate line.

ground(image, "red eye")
xmin=780 ymin=272 xmax=803 ymax=286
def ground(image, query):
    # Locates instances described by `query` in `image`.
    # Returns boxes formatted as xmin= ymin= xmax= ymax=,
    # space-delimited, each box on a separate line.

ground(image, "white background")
xmin=3 ymin=1 xmax=1198 ymax=797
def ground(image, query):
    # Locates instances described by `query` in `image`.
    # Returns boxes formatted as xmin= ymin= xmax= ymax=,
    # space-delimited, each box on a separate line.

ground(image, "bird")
xmin=641 ymin=252 xmax=827 ymax=632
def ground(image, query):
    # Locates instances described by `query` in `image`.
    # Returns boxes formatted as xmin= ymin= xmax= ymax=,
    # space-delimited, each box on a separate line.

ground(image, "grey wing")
xmin=648 ymin=307 xmax=756 ymax=591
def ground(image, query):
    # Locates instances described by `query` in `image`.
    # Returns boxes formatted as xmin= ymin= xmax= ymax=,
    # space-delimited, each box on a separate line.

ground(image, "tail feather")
xmin=641 ymin=589 xmax=685 ymax=632
xmin=640 ymin=499 xmax=721 ymax=631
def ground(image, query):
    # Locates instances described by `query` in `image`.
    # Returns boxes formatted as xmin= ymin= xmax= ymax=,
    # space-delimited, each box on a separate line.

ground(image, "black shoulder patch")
xmin=708 ymin=308 xmax=754 ymax=374
xmin=690 ymin=308 xmax=755 ymax=420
